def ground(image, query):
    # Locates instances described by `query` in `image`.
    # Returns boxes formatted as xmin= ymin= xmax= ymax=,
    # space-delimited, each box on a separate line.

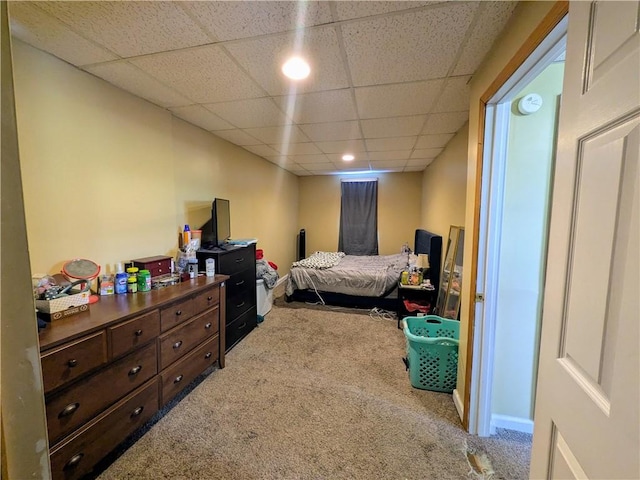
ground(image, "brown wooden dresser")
xmin=38 ymin=275 xmax=228 ymax=480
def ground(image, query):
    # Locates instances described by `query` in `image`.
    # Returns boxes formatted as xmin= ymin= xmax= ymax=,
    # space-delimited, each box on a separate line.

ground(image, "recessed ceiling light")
xmin=342 ymin=154 xmax=355 ymax=161
xmin=282 ymin=57 xmax=310 ymax=80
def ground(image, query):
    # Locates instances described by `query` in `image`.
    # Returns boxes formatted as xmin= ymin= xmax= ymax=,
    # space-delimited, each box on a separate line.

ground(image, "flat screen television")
xmin=200 ymin=198 xmax=231 ymax=249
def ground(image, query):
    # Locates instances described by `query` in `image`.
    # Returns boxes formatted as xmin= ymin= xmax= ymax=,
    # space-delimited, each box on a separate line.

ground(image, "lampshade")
xmin=417 ymin=254 xmax=429 ymax=269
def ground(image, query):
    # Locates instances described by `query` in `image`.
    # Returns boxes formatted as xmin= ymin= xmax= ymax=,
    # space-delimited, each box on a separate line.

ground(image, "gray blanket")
xmin=256 ymin=259 xmax=279 ymax=288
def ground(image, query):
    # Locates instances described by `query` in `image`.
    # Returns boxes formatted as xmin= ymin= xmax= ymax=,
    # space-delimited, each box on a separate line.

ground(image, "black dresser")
xmin=197 ymin=244 xmax=257 ymax=351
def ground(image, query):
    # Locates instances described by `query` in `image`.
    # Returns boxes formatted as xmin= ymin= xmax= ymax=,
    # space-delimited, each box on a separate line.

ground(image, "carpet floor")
xmin=96 ymin=304 xmax=531 ymax=480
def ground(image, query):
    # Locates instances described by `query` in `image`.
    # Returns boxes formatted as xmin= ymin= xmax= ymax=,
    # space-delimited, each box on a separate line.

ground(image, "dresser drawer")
xmin=49 ymin=378 xmax=159 ymax=480
xmin=41 ymin=331 xmax=108 ymax=394
xmin=159 ymin=297 xmax=195 ymax=332
xmin=217 ymin=246 xmax=254 ymax=274
xmin=226 ymin=287 xmax=256 ymax=325
xmin=108 ymin=310 xmax=160 ymax=359
xmin=226 ymin=267 xmax=256 ymax=298
xmin=226 ymin=307 xmax=257 ymax=352
xmin=158 ymin=307 xmax=219 ymax=370
xmin=160 ymin=336 xmax=218 ymax=406
xmin=46 ymin=341 xmax=157 ymax=444
xmin=193 ymin=285 xmax=220 ymax=314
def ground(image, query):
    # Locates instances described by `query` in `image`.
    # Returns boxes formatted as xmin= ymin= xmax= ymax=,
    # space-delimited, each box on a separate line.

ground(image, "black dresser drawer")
xmin=226 ymin=287 xmax=255 ymax=325
xmin=217 ymin=246 xmax=254 ymax=273
xmin=226 ymin=307 xmax=257 ymax=352
xmin=226 ymin=268 xmax=256 ymax=299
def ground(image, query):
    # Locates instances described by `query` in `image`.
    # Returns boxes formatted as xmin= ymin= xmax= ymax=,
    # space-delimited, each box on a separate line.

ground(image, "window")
xmin=338 ymin=180 xmax=378 ymax=255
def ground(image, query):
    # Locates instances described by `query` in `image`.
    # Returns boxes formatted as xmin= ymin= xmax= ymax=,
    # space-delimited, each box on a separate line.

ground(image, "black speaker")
xmin=297 ymin=229 xmax=306 ymax=260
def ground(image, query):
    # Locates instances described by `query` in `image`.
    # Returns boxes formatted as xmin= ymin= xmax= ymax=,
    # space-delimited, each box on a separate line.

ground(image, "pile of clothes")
xmin=256 ymin=249 xmax=279 ymax=288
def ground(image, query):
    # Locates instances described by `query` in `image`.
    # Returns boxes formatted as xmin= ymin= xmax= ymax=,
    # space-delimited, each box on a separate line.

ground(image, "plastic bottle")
xmin=183 ymin=224 xmax=191 ymax=248
xmin=127 ymin=276 xmax=138 ymax=293
xmin=137 ymin=269 xmax=151 ymax=292
xmin=115 ymin=264 xmax=128 ymax=295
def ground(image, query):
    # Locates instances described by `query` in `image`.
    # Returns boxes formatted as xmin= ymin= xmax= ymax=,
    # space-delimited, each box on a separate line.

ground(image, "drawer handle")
xmin=204 ymin=352 xmax=212 ymax=359
xmin=236 ymin=301 xmax=245 ymax=308
xmin=128 ymin=365 xmax=142 ymax=376
xmin=175 ymin=310 xmax=182 ymax=316
xmin=64 ymin=453 xmax=84 ymax=470
xmin=135 ymin=329 xmax=143 ymax=336
xmin=67 ymin=359 xmax=78 ymax=368
xmin=207 ymin=296 xmax=213 ymax=301
xmin=235 ymin=280 xmax=245 ymax=286
xmin=131 ymin=406 xmax=144 ymax=417
xmin=204 ymin=322 xmax=212 ymax=329
xmin=59 ymin=402 xmax=79 ymax=418
xmin=235 ymin=257 xmax=245 ymax=263
xmin=238 ymin=322 xmax=247 ymax=330
xmin=174 ymin=374 xmax=184 ymax=384
xmin=173 ymin=340 xmax=183 ymax=349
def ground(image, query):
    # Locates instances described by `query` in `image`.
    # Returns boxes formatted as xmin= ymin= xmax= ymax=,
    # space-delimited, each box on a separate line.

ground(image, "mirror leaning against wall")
xmin=435 ymin=225 xmax=464 ymax=320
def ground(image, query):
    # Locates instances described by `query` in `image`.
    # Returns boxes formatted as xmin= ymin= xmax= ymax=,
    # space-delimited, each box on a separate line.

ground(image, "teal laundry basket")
xmin=402 ymin=315 xmax=460 ymax=393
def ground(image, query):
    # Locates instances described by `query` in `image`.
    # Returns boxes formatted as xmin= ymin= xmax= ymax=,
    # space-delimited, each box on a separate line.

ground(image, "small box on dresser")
xmin=38 ymin=275 xmax=227 ymax=480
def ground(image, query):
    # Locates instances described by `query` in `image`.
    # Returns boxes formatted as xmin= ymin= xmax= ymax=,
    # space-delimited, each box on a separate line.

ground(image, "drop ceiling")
xmin=8 ymin=1 xmax=518 ymax=176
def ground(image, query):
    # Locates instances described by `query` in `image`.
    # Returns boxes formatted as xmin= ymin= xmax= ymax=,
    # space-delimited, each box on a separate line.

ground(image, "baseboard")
xmin=452 ymin=388 xmax=464 ymax=423
xmin=490 ymin=414 xmax=534 ymax=435
xmin=273 ymin=274 xmax=288 ymax=299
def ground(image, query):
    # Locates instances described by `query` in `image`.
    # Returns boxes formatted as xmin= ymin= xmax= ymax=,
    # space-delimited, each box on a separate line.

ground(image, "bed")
xmin=285 ymin=229 xmax=442 ymax=311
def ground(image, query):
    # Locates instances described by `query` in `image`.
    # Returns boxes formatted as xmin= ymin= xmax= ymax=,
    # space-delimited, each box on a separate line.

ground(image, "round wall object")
xmin=517 ymin=93 xmax=543 ymax=115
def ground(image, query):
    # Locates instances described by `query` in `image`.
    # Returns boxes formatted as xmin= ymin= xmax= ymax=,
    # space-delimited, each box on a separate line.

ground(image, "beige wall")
xmin=458 ymin=1 xmax=558 ymax=416
xmin=420 ymin=124 xmax=468 ymax=271
xmin=12 ymin=39 xmax=299 ymax=279
xmin=298 ymin=172 xmax=423 ymax=256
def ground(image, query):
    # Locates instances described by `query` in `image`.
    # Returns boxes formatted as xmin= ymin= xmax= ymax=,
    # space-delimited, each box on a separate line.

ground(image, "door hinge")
xmin=475 ymin=293 xmax=485 ymax=302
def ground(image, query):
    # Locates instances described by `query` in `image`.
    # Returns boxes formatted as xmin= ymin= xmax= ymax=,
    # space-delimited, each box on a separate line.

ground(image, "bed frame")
xmin=286 ymin=229 xmax=443 ymax=312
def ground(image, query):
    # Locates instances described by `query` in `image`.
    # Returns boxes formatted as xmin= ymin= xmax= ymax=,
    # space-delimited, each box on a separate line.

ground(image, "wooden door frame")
xmin=462 ymin=0 xmax=569 ymax=431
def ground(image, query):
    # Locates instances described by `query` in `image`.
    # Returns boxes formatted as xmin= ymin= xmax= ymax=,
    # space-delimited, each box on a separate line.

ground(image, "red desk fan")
xmin=62 ymin=258 xmax=101 ymax=304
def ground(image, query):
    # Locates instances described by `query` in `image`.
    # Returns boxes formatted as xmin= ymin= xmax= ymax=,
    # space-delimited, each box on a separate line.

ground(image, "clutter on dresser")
xmin=33 ymin=274 xmax=91 ymax=321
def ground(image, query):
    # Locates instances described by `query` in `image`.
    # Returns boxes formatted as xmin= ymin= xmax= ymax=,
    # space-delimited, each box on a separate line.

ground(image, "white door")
xmin=530 ymin=2 xmax=639 ymax=479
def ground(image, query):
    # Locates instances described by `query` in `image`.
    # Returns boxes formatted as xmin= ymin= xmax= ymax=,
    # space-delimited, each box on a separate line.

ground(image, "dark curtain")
xmin=338 ymin=180 xmax=378 ymax=255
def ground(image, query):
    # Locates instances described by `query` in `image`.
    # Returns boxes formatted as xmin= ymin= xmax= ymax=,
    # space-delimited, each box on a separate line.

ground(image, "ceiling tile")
xmin=9 ymin=2 xmax=119 ymax=66
xmin=407 ymin=158 xmax=435 ymax=167
xmin=370 ymin=160 xmax=407 ymax=169
xmin=243 ymin=144 xmax=281 ymax=157
xmin=334 ymin=1 xmax=437 ymax=21
xmin=453 ymin=1 xmax=518 ymax=75
xmin=130 ymin=45 xmax=265 ymax=104
xmin=271 ymin=143 xmax=323 ymax=155
xmin=169 ymin=105 xmax=234 ymax=131
xmin=243 ymin=125 xmax=310 ymax=144
xmin=367 ymin=151 xmax=411 ymax=161
xmin=415 ymin=133 xmax=455 ymax=149
xmin=214 ymin=129 xmax=263 ymax=146
xmin=225 ymin=26 xmax=349 ymax=96
xmin=84 ymin=62 xmax=191 ymax=108
xmin=361 ymin=116 xmax=426 ymax=138
xmin=278 ymin=89 xmax=358 ymax=124
xmin=316 ymin=139 xmax=367 ymax=154
xmin=342 ymin=3 xmax=478 ymax=86
xmin=411 ymin=148 xmax=443 ymax=159
xmin=182 ymin=1 xmax=332 ymax=42
xmin=285 ymin=154 xmax=330 ymax=164
xmin=299 ymin=121 xmax=361 ymax=142
xmin=366 ymin=137 xmax=416 ymax=152
xmin=300 ymin=162 xmax=340 ymax=172
xmin=204 ymin=98 xmax=290 ymax=129
xmin=35 ymin=1 xmax=210 ymax=57
xmin=432 ymin=76 xmax=472 ymax=113
xmin=422 ymin=112 xmax=469 ymax=134
xmin=338 ymin=162 xmax=373 ymax=171
xmin=355 ymin=80 xmax=444 ymax=119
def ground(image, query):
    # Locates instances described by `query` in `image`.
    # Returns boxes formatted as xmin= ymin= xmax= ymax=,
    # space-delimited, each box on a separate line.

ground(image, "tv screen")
xmin=212 ymin=198 xmax=231 ymax=246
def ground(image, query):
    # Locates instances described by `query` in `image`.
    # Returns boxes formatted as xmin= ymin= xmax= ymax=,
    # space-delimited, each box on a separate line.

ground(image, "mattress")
xmin=286 ymin=253 xmax=413 ymax=297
